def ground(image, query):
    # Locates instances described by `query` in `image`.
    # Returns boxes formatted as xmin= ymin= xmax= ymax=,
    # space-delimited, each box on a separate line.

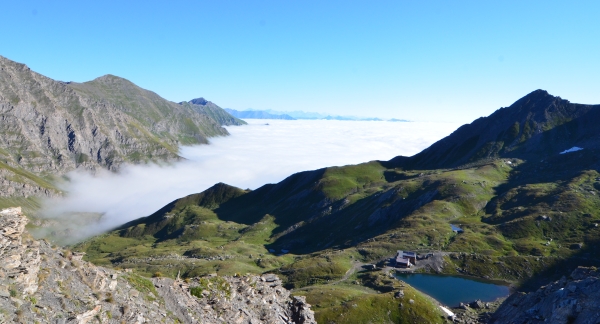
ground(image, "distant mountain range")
xmin=225 ymin=108 xmax=408 ymax=122
xmin=224 ymin=108 xmax=295 ymax=120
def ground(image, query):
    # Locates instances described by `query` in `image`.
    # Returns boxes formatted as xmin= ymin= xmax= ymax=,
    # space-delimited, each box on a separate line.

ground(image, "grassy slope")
xmin=0 ymin=162 xmax=60 ymax=216
xmin=75 ymin=147 xmax=600 ymax=321
xmin=77 ymin=155 xmax=600 ymax=274
xmin=0 ymin=197 xmax=41 ymax=217
xmin=296 ymin=272 xmax=444 ymax=323
xmin=0 ymin=161 xmax=57 ymax=191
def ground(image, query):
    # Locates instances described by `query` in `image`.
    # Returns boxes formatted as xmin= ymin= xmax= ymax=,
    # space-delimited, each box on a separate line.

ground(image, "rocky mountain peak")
xmin=519 ymin=89 xmax=551 ymax=100
xmin=391 ymin=90 xmax=600 ymax=169
xmin=180 ymin=98 xmax=248 ymax=126
xmin=504 ymin=89 xmax=572 ymax=119
xmin=189 ymin=97 xmax=209 ymax=105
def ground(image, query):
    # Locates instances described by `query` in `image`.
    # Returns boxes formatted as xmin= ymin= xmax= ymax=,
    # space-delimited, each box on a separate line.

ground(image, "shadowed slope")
xmin=386 ymin=90 xmax=600 ymax=170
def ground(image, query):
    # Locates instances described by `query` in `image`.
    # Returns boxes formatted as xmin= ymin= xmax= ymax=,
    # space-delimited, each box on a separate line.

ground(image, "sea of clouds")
xmin=39 ymin=119 xmax=461 ymax=240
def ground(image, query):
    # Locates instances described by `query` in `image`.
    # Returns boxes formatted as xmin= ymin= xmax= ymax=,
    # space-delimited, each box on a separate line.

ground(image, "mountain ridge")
xmin=387 ymin=89 xmax=600 ymax=170
xmin=0 ymin=55 xmax=241 ymax=209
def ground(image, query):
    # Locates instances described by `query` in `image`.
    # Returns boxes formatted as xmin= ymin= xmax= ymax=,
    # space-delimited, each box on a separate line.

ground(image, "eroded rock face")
xmin=155 ymin=274 xmax=316 ymax=324
xmin=0 ymin=207 xmax=40 ymax=295
xmin=0 ymin=207 xmax=315 ymax=323
xmin=0 ymin=55 xmax=233 ymax=199
xmin=493 ymin=267 xmax=600 ymax=324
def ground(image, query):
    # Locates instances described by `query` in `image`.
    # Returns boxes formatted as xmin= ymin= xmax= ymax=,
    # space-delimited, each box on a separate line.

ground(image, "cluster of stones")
xmin=0 ymin=207 xmax=316 ymax=323
xmin=493 ymin=267 xmax=600 ymax=323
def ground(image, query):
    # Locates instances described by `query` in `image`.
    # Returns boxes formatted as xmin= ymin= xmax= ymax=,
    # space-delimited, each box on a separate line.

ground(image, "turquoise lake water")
xmin=394 ymin=273 xmax=510 ymax=307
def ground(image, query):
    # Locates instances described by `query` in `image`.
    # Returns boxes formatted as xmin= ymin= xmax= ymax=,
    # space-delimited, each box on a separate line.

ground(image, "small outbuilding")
xmin=394 ymin=250 xmax=417 ymax=268
xmin=395 ymin=257 xmax=412 ymax=268
xmin=396 ymin=250 xmax=417 ymax=264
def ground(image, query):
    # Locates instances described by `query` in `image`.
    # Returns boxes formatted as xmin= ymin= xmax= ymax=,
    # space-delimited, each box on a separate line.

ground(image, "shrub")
xmin=190 ymin=286 xmax=203 ymax=298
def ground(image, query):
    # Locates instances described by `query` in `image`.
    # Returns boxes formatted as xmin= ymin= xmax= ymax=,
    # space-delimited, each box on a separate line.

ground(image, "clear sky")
xmin=2 ymin=1 xmax=599 ymax=123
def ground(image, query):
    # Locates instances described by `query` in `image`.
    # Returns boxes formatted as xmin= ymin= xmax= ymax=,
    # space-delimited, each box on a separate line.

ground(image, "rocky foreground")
xmin=0 ymin=207 xmax=315 ymax=323
xmin=492 ymin=267 xmax=600 ymax=323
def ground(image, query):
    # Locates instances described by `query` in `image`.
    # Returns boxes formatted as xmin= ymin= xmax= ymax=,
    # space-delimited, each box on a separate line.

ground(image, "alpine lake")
xmin=394 ymin=273 xmax=510 ymax=307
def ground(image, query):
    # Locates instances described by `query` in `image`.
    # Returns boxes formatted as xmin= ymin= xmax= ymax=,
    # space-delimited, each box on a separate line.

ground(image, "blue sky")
xmin=2 ymin=1 xmax=599 ymax=122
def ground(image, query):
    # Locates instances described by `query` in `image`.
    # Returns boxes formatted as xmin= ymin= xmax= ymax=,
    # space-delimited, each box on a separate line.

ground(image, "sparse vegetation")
xmin=124 ymin=273 xmax=158 ymax=301
xmin=190 ymin=277 xmax=231 ymax=299
xmin=189 ymin=286 xmax=204 ymax=298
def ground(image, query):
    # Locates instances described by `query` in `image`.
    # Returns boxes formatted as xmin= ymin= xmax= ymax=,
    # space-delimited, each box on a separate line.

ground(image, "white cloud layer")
xmin=39 ymin=119 xmax=461 ymax=241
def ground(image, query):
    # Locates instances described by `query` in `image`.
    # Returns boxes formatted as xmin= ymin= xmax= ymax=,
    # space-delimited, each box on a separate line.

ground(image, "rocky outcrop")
xmin=0 ymin=207 xmax=40 ymax=295
xmin=493 ymin=267 xmax=600 ymax=323
xmin=0 ymin=207 xmax=315 ymax=323
xmin=0 ymin=168 xmax=60 ymax=198
xmin=155 ymin=273 xmax=315 ymax=323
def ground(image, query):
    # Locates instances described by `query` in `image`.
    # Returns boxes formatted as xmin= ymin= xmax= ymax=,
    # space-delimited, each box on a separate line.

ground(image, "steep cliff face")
xmin=0 ymin=55 xmax=237 ymax=200
xmin=0 ymin=207 xmax=315 ymax=323
xmin=493 ymin=267 xmax=600 ymax=324
xmin=0 ymin=56 xmax=227 ymax=174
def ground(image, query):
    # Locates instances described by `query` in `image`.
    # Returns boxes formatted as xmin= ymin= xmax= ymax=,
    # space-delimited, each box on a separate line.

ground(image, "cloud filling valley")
xmin=39 ymin=119 xmax=461 ymax=241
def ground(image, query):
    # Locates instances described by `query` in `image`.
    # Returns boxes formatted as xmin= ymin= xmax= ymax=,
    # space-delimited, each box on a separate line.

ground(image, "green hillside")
xmin=74 ymin=90 xmax=600 ymax=322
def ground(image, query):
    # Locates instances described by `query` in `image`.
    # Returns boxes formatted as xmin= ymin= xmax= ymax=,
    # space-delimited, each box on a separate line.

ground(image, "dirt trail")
xmin=329 ymin=261 xmax=365 ymax=285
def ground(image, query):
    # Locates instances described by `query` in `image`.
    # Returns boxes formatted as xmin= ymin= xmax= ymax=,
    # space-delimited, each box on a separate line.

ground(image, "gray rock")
xmin=0 ymin=207 xmax=316 ymax=324
xmin=0 ymin=286 xmax=10 ymax=298
xmin=494 ymin=267 xmax=600 ymax=324
xmin=263 ymin=274 xmax=278 ymax=282
xmin=0 ymin=55 xmax=238 ymax=202
xmin=469 ymin=299 xmax=484 ymax=309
